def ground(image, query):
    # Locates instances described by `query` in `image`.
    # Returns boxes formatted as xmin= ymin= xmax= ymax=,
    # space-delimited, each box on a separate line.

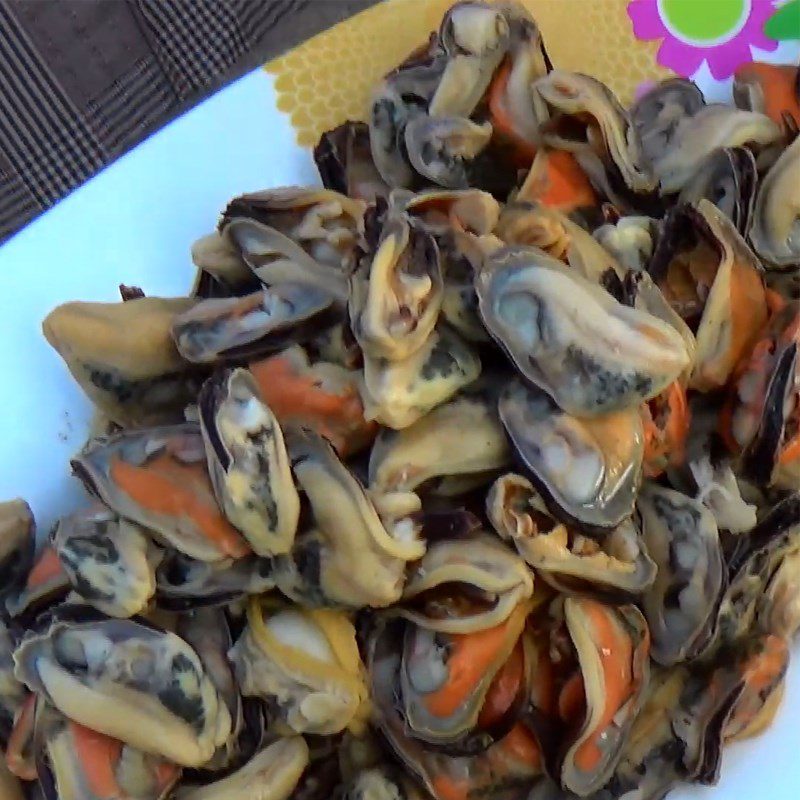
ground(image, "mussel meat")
xmin=199 ymin=368 xmax=300 ymax=556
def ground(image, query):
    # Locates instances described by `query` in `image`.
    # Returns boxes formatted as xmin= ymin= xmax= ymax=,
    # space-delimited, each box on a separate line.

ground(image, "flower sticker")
xmin=628 ymin=0 xmax=779 ymax=79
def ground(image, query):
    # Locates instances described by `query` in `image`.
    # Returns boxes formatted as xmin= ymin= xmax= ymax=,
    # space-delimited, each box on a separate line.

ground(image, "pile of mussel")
xmin=1 ymin=2 xmax=798 ymax=799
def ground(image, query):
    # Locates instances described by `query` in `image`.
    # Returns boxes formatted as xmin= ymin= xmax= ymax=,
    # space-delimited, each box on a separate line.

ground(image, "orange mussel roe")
xmin=735 ymin=63 xmax=800 ymax=129
xmin=724 ymin=635 xmax=789 ymax=741
xmin=423 ymin=611 xmax=525 ymax=720
xmin=700 ymin=257 xmax=769 ymax=392
xmin=641 ymin=381 xmax=690 ymax=478
xmin=426 ymin=612 xmax=543 ymax=800
xmin=488 ymin=59 xmax=537 ymax=167
xmin=249 ymin=351 xmax=376 ymax=457
xmin=487 ymin=59 xmax=596 ymax=214
xmin=70 ymin=721 xmax=181 ymax=798
xmin=516 ymin=148 xmax=598 ymax=214
xmin=575 ymin=600 xmax=634 ymax=772
xmin=25 ymin=545 xmax=67 ymax=590
xmin=478 ymin=641 xmax=525 ymax=728
xmin=720 ymin=305 xmax=800 ymax=461
xmin=431 ymin=722 xmax=543 ymax=800
xmin=6 ymin=693 xmax=37 ymax=780
xmin=552 ymin=601 xmax=644 ymax=775
xmin=571 ymin=601 xmax=638 ymax=773
xmin=109 ymin=444 xmax=250 ymax=559
xmin=426 ymin=601 xmax=644 ymax=799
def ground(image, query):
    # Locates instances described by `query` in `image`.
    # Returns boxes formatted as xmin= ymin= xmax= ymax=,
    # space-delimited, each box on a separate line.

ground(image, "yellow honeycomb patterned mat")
xmin=266 ymin=0 xmax=670 ymax=146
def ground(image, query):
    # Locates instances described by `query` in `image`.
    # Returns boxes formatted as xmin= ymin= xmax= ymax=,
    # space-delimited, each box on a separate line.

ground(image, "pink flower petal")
xmin=627 ymin=0 xmax=667 ymax=40
xmin=741 ymin=1 xmax=781 ymax=50
xmin=657 ymin=37 xmax=704 ymax=77
xmin=749 ymin=32 xmax=780 ymax=51
xmin=705 ymin=41 xmax=754 ymax=79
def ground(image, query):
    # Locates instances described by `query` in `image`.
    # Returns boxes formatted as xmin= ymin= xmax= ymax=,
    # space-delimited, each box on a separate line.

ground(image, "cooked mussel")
xmin=748 ymin=132 xmax=800 ymax=270
xmin=532 ymin=71 xmax=657 ymax=204
xmin=498 ymin=380 xmax=644 ymax=532
xmin=43 ymin=297 xmax=201 ymax=427
xmin=671 ymin=634 xmax=788 ymax=785
xmin=636 ymin=482 xmax=723 ymax=665
xmin=190 ymin=230 xmax=255 ymax=296
xmin=229 ymin=599 xmax=369 ymax=736
xmin=559 ymin=598 xmax=650 ymax=796
xmin=721 ymin=634 xmax=789 ymax=744
xmin=715 ymin=492 xmax=800 ymax=647
xmin=592 ymin=215 xmax=658 ymax=274
xmin=176 ymin=608 xmax=249 ymax=773
xmin=487 ymin=474 xmax=656 ymax=597
xmin=0 ymin=500 xmax=35 ymax=611
xmin=368 ymin=393 xmax=511 ymax=494
xmin=199 ymin=368 xmax=299 ymax=556
xmin=314 ymin=121 xmax=390 ymax=203
xmin=0 ymin=621 xmax=24 ymax=745
xmin=52 ymin=504 xmax=161 ymax=617
xmin=72 ymin=424 xmax=251 ymax=562
xmin=430 ymin=1 xmax=510 ymax=118
xmin=648 ymin=105 xmax=781 ymax=194
xmin=155 ymin=551 xmax=274 ymax=611
xmin=174 ymin=736 xmax=309 ymax=800
xmin=721 ymin=302 xmax=799 ymax=489
xmin=483 ymin=4 xmax=552 ymax=160
xmin=733 ymin=62 xmax=800 ymax=129
xmin=283 ymin=427 xmax=425 ymax=607
xmin=369 ymin=40 xmax=448 ymax=189
xmin=406 ymin=116 xmax=494 ymax=191
xmin=220 ymin=188 xmax=366 ymax=303
xmin=647 ymin=200 xmax=768 ymax=392
xmin=399 ymin=532 xmax=533 ymax=633
xmin=495 ymin=202 xmax=625 ymax=284
xmin=36 ymin=704 xmax=181 ymax=800
xmin=349 ymin=213 xmax=443 ymax=361
xmin=368 ymin=617 xmax=544 ymax=800
xmin=13 ymin=613 xmax=232 ymax=766
xmin=5 ymin=545 xmax=70 ymax=621
xmin=172 ymin=285 xmax=339 ymax=365
xmin=360 ymin=324 xmax=481 ymax=429
xmin=392 ymin=603 xmax=531 ymax=753
xmin=678 ymin=147 xmax=758 ymax=236
xmin=476 ymin=246 xmax=691 ymax=416
xmin=249 ymin=345 xmax=376 ymax=458
xmin=630 ymin=77 xmax=706 ymax=168
xmin=582 ymin=666 xmax=687 ymax=800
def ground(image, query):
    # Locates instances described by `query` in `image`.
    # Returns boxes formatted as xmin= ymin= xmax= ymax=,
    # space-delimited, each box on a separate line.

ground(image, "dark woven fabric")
xmin=0 ymin=0 xmax=377 ymax=243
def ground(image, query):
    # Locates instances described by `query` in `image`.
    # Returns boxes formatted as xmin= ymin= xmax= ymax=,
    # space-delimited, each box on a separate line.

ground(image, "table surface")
xmin=0 ymin=66 xmax=798 ymax=800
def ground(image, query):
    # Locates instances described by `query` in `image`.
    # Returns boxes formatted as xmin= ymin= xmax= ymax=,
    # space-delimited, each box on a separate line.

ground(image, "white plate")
xmin=0 ymin=66 xmax=798 ymax=800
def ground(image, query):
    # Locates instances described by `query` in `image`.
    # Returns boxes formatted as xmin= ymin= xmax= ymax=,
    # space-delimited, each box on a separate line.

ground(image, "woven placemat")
xmin=0 ymin=0 xmax=376 ymax=244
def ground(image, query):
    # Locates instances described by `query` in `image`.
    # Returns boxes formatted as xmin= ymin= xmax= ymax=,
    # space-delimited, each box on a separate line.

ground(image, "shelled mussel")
xmin=5 ymin=3 xmax=799 ymax=799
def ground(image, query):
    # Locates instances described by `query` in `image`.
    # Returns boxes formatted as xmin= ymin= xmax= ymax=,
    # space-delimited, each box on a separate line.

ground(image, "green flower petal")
xmin=765 ymin=0 xmax=800 ymax=41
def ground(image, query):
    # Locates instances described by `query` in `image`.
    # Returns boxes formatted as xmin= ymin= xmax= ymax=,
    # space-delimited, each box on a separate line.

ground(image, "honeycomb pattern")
xmin=265 ymin=0 xmax=672 ymax=147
